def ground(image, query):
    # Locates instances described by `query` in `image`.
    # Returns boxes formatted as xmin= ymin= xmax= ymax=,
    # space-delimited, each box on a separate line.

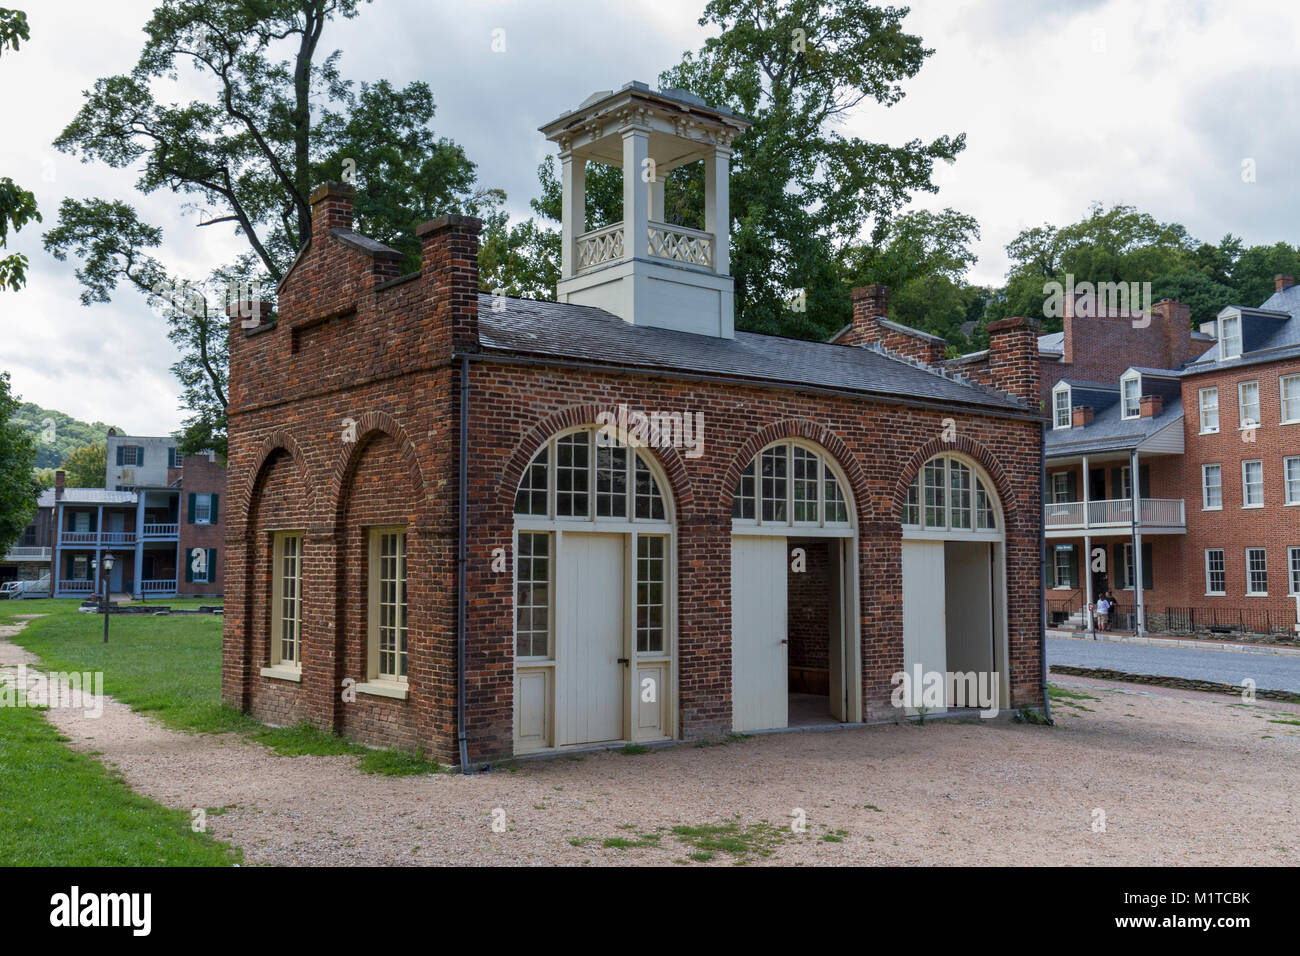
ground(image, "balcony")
xmin=1045 ymin=497 xmax=1186 ymax=535
xmin=141 ymin=579 xmax=177 ymax=594
xmin=59 ymin=531 xmax=137 ymax=547
xmin=575 ymin=220 xmax=715 ymax=273
xmin=58 ymin=579 xmax=95 ymax=593
xmin=142 ymin=523 xmax=179 ymax=539
xmin=4 ymin=546 xmax=51 ymax=561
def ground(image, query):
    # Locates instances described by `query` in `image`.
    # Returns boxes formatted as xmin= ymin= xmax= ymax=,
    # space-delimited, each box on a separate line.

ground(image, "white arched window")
xmin=902 ymin=454 xmax=1001 ymax=536
xmin=731 ymin=440 xmax=853 ymax=530
xmin=514 ymin=427 xmax=671 ymax=524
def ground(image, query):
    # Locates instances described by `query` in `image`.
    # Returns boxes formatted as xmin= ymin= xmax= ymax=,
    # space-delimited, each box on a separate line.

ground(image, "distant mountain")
xmin=12 ymin=403 xmax=124 ymax=470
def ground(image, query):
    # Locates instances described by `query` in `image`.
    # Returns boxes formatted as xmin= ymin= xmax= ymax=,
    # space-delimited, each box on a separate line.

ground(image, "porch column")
xmin=1081 ymin=456 xmax=1094 ymax=636
xmin=52 ymin=504 xmax=62 ymax=597
xmin=1129 ymin=448 xmax=1145 ymax=637
xmin=134 ymin=495 xmax=145 ymax=598
xmin=622 ymin=127 xmax=650 ymax=260
xmin=559 ymin=151 xmax=585 ymax=280
xmin=95 ymin=505 xmax=104 ymax=596
xmin=704 ymin=145 xmax=732 ymax=275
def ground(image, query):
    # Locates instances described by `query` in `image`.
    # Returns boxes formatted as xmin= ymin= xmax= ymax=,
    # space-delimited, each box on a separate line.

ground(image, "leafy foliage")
xmin=0 ymin=371 xmax=38 ymax=555
xmin=11 ymin=402 xmax=123 ymax=469
xmin=59 ymin=442 xmax=107 ymax=489
xmin=44 ymin=0 xmax=497 ymax=452
xmin=0 ymin=9 xmax=38 ymax=290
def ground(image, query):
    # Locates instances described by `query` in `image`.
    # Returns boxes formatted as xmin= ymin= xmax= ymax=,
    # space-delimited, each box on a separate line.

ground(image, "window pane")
xmin=514 ymin=447 xmax=549 ymax=516
xmin=516 ymin=532 xmax=551 ymax=658
xmin=1282 ymin=375 xmax=1300 ymax=423
xmin=824 ymin=468 xmax=849 ymax=524
xmin=375 ymin=531 xmax=407 ymax=678
xmin=1247 ymin=548 xmax=1267 ymax=594
xmin=1199 ymin=388 xmax=1218 ymax=432
xmin=1289 ymin=547 xmax=1300 ymax=596
xmin=1202 ymin=464 xmax=1222 ymax=508
xmin=760 ymin=446 xmax=787 ymax=523
xmin=1206 ymin=549 xmax=1225 ymax=595
xmin=634 ymin=455 xmax=666 ymax=521
xmin=732 ymin=460 xmax=756 ymax=520
xmin=792 ymin=447 xmax=818 ymax=522
xmin=636 ymin=536 xmax=666 ymax=653
xmin=902 ymin=477 xmax=920 ymax=526
xmin=595 ymin=443 xmax=628 ymax=518
xmin=1243 ymin=460 xmax=1263 ymax=506
xmin=1239 ymin=382 xmax=1260 ymax=428
xmin=949 ymin=460 xmax=972 ymax=529
xmin=923 ymin=460 xmax=946 ymax=529
xmin=555 ymin=433 xmax=590 ymax=517
xmin=976 ymin=480 xmax=996 ymax=530
xmin=1285 ymin=457 xmax=1300 ymax=506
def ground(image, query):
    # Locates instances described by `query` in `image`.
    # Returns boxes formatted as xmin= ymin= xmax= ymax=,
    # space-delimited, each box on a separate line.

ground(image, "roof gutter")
xmin=453 ymin=350 xmax=1044 ymax=424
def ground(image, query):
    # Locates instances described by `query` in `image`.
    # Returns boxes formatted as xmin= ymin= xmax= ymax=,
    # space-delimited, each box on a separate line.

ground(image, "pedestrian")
xmin=1095 ymin=593 xmax=1110 ymax=633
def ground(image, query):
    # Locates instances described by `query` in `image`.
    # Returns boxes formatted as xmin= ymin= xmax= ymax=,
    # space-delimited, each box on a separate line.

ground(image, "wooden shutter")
xmin=1139 ymin=465 xmax=1151 ymax=499
xmin=1141 ymin=542 xmax=1153 ymax=590
xmin=187 ymin=493 xmax=196 ymax=523
xmin=185 ymin=549 xmax=194 ymax=583
xmin=1113 ymin=543 xmax=1126 ymax=589
xmin=115 ymin=445 xmax=124 ymax=465
xmin=1110 ymin=468 xmax=1122 ymax=501
xmin=209 ymin=494 xmax=218 ymax=523
xmin=1066 ymin=472 xmax=1078 ymax=501
xmin=207 ymin=548 xmax=217 ymax=583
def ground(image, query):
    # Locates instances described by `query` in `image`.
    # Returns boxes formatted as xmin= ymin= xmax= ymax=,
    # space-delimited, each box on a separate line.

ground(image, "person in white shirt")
xmin=1095 ymin=595 xmax=1111 ymax=632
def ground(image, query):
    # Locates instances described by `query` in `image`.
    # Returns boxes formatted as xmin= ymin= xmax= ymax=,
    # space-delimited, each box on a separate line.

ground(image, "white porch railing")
xmin=4 ymin=546 xmax=51 ymax=560
xmin=60 ymin=531 xmax=98 ymax=545
xmin=141 ymin=579 xmax=177 ymax=593
xmin=575 ymin=220 xmax=716 ymax=272
xmin=1045 ymin=497 xmax=1185 ymax=530
xmin=576 ymin=222 xmax=625 ymax=269
xmin=59 ymin=579 xmax=95 ymax=593
xmin=142 ymin=523 xmax=179 ymax=538
xmin=647 ymin=221 xmax=712 ymax=267
xmin=100 ymin=531 xmax=136 ymax=546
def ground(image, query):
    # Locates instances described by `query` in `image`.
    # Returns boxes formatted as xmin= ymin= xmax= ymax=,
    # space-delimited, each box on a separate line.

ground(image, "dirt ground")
xmin=2 ymin=625 xmax=1298 ymax=866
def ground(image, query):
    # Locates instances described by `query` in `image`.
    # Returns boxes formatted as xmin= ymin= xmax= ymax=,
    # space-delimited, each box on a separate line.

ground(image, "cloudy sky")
xmin=0 ymin=0 xmax=1296 ymax=435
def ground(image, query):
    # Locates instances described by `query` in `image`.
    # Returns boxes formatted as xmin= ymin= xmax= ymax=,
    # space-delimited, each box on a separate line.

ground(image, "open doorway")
xmin=786 ymin=537 xmax=852 ymax=727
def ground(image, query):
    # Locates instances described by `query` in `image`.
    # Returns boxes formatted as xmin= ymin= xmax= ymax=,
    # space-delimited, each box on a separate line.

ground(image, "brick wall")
xmin=224 ymin=184 xmax=1048 ymax=765
xmin=178 ymin=454 xmax=226 ymax=596
xmin=787 ymin=538 xmax=830 ymax=671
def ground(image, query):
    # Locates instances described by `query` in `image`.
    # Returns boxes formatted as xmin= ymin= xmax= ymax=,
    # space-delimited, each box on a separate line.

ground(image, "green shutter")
xmin=207 ymin=548 xmax=217 ymax=583
xmin=1142 ymin=542 xmax=1154 ymax=590
xmin=187 ymin=493 xmax=195 ymax=523
xmin=116 ymin=445 xmax=124 ymax=466
xmin=185 ymin=549 xmax=193 ymax=583
xmin=209 ymin=494 xmax=218 ymax=523
xmin=1113 ymin=544 xmax=1125 ymax=589
xmin=1066 ymin=472 xmax=1078 ymax=502
xmin=1139 ymin=465 xmax=1151 ymax=499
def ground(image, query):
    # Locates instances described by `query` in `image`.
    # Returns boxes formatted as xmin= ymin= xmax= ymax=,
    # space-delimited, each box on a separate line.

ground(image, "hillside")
xmin=12 ymin=403 xmax=124 ymax=470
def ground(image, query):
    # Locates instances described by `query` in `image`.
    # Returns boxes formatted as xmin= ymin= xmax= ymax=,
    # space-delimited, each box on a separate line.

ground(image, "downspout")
xmin=1039 ymin=419 xmax=1053 ymax=724
xmin=457 ymin=354 xmax=471 ymax=773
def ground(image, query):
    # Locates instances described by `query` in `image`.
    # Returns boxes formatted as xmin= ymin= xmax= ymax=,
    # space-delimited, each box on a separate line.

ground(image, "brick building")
xmin=957 ymin=281 xmax=1300 ymax=636
xmin=223 ymin=83 xmax=1047 ymax=766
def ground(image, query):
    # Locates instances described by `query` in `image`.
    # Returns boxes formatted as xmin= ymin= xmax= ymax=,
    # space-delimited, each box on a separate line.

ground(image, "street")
xmin=1047 ymin=636 xmax=1300 ymax=694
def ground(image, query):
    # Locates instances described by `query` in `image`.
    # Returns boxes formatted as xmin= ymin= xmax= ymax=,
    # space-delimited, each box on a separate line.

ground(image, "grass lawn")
xmin=0 ymin=703 xmax=240 ymax=866
xmin=1 ymin=598 xmax=256 ymax=734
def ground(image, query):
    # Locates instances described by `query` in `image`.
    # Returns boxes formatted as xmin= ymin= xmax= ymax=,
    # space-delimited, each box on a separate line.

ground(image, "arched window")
xmin=902 ymin=454 xmax=999 ymax=533
xmin=514 ymin=427 xmax=670 ymax=524
xmin=731 ymin=441 xmax=852 ymax=529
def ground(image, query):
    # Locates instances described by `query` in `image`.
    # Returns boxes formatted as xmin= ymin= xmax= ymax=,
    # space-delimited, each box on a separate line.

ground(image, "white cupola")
xmin=540 ymin=82 xmax=750 ymax=338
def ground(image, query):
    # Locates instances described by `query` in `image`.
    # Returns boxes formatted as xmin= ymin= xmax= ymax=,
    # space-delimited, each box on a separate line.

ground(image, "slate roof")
xmin=1185 ymin=291 xmax=1300 ymax=373
xmin=1046 ymin=378 xmax=1183 ymax=455
xmin=477 ymin=295 xmax=1033 ymax=414
xmin=1037 ymin=331 xmax=1064 ymax=355
xmin=38 ymin=489 xmax=137 ymax=507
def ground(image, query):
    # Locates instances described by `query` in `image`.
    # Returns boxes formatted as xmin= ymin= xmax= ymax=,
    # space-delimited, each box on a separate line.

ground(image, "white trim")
xmin=260 ymin=665 xmax=302 ymax=682
xmin=1052 ymin=383 xmax=1072 ymax=430
xmin=1245 ymin=546 xmax=1268 ymax=596
xmin=356 ymin=680 xmax=409 ymax=700
xmin=1238 ymin=380 xmax=1260 ymax=430
xmin=1204 ymin=547 xmax=1226 ymax=596
xmin=1281 ymin=374 xmax=1300 ymax=425
xmin=1241 ymin=459 xmax=1264 ymax=508
xmin=1198 ymin=386 xmax=1219 ymax=434
xmin=1200 ymin=463 xmax=1222 ymax=511
xmin=1219 ymin=312 xmax=1242 ymax=361
xmin=1120 ymin=371 xmax=1141 ymax=420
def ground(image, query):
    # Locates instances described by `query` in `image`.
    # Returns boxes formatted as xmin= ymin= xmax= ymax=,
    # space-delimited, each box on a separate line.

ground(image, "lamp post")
xmin=101 ymin=552 xmax=115 ymax=643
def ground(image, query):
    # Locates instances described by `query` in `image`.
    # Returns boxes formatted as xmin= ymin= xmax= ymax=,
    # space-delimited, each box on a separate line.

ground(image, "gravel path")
xmin=3 ymin=623 xmax=1298 ymax=866
xmin=1048 ymin=636 xmax=1300 ymax=693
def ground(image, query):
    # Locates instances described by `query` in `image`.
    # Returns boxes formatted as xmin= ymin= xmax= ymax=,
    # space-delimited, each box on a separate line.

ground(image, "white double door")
xmin=731 ymin=536 xmax=789 ymax=732
xmin=557 ymin=533 xmax=626 ymax=746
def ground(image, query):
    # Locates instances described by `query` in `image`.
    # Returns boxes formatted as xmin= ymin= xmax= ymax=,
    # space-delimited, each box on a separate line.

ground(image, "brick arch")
xmin=892 ymin=435 xmax=1020 ymax=524
xmin=497 ymin=403 xmax=696 ymax=517
xmin=237 ymin=430 xmax=316 ymax=526
xmin=328 ymin=411 xmax=426 ymax=527
xmin=721 ymin=419 xmax=872 ymax=523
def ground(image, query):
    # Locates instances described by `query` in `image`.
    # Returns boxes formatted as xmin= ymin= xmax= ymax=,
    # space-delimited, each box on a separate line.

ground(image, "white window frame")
xmin=902 ymin=454 xmax=1002 ymax=538
xmin=1241 ymin=459 xmax=1264 ymax=508
xmin=1050 ymin=472 xmax=1071 ymax=504
xmin=1204 ymin=548 xmax=1225 ymax=597
xmin=1201 ymin=463 xmax=1222 ymax=510
xmin=731 ymin=441 xmax=852 ymax=531
xmin=514 ymin=531 xmax=552 ymax=661
xmin=1121 ymin=372 xmax=1142 ymax=420
xmin=1289 ymin=546 xmax=1300 ymax=596
xmin=267 ymin=532 xmax=303 ymax=674
xmin=1245 ymin=547 xmax=1268 ymax=596
xmin=194 ymin=493 xmax=213 ymax=525
xmin=1198 ymin=387 xmax=1219 ymax=434
xmin=1286 ymin=456 xmax=1300 ymax=507
xmin=1282 ymin=374 xmax=1300 ymax=425
xmin=1220 ymin=313 xmax=1242 ymax=361
xmin=1238 ymin=380 xmax=1260 ymax=429
xmin=1052 ymin=384 xmax=1072 ymax=430
xmin=362 ymin=526 xmax=408 ymax=696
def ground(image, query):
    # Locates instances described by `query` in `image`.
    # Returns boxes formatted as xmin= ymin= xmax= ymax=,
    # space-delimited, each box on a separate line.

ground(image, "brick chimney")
xmin=1151 ymin=298 xmax=1191 ymax=367
xmin=1139 ymin=394 xmax=1163 ymax=418
xmin=310 ymin=182 xmax=355 ymax=239
xmin=418 ymin=214 xmax=483 ymax=352
xmin=1276 ymin=274 xmax=1295 ymax=293
xmin=986 ymin=316 xmax=1041 ymax=405
xmin=55 ymin=469 xmax=65 ymax=500
xmin=840 ymin=285 xmax=890 ymax=347
xmin=1071 ymin=405 xmax=1093 ymax=427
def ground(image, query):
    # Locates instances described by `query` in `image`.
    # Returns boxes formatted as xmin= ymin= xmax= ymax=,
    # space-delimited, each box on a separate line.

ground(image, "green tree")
xmin=43 ymin=0 xmax=499 ymax=456
xmin=488 ymin=0 xmax=964 ymax=342
xmin=0 ymin=372 xmax=38 ymax=555
xmin=59 ymin=443 xmax=106 ymax=489
xmin=0 ymin=8 xmax=40 ymax=291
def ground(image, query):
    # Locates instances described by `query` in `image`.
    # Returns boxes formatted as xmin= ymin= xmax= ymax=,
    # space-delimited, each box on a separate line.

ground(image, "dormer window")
xmin=1121 ymin=372 xmax=1141 ymax=419
xmin=1220 ymin=313 xmax=1242 ymax=360
xmin=1052 ymin=384 xmax=1072 ymax=429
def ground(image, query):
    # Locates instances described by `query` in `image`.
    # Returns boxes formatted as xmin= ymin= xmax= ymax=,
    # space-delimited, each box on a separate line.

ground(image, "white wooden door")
xmin=902 ymin=540 xmax=947 ymax=714
xmin=731 ymin=535 xmax=788 ymax=732
xmin=558 ymin=533 xmax=625 ymax=745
